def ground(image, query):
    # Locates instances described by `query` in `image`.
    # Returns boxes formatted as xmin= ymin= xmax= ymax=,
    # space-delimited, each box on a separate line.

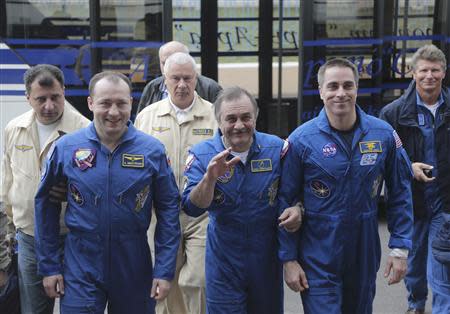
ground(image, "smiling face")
xmin=413 ymin=59 xmax=446 ymax=96
xmin=87 ymin=77 xmax=132 ymax=142
xmin=27 ymin=78 xmax=65 ymax=125
xmin=219 ymin=94 xmax=257 ymax=152
xmin=319 ymin=66 xmax=358 ymax=119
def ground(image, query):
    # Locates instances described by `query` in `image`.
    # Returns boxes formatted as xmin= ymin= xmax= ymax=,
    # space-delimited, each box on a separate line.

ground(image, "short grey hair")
xmin=159 ymin=41 xmax=189 ymax=58
xmin=317 ymin=58 xmax=359 ymax=87
xmin=163 ymin=52 xmax=197 ymax=75
xmin=23 ymin=64 xmax=64 ymax=95
xmin=411 ymin=44 xmax=447 ymax=71
xmin=214 ymin=86 xmax=259 ymax=122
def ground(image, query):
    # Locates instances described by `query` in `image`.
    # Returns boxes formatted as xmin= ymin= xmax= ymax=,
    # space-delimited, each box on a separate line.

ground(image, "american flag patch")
xmin=393 ymin=130 xmax=402 ymax=148
xmin=281 ymin=140 xmax=290 ymax=159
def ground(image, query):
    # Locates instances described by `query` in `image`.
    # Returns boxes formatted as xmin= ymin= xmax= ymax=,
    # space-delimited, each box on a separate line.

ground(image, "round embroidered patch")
xmin=322 ymin=143 xmax=337 ymax=158
xmin=310 ymin=180 xmax=331 ymax=198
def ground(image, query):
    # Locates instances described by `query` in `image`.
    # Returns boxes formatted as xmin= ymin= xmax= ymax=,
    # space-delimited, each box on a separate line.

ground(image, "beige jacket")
xmin=135 ymin=95 xmax=217 ymax=189
xmin=1 ymin=108 xmax=89 ymax=236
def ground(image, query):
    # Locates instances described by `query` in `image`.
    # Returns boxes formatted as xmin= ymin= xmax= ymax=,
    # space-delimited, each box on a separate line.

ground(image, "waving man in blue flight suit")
xmin=280 ymin=58 xmax=414 ymax=314
xmin=34 ymin=71 xmax=180 ymax=314
xmin=181 ymin=86 xmax=302 ymax=314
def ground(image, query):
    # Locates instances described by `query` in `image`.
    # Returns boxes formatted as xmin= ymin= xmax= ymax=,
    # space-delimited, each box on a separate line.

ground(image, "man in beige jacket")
xmin=135 ymin=52 xmax=215 ymax=314
xmin=0 ymin=64 xmax=89 ymax=313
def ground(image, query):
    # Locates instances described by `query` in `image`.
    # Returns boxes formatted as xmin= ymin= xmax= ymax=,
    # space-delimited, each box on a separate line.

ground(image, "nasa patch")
xmin=322 ymin=143 xmax=337 ymax=158
xmin=310 ymin=180 xmax=330 ymax=198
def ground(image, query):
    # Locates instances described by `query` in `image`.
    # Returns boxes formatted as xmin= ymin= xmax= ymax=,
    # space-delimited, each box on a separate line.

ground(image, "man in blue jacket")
xmin=181 ymin=86 xmax=301 ymax=314
xmin=34 ymin=71 xmax=180 ymax=314
xmin=380 ymin=44 xmax=450 ymax=314
xmin=280 ymin=58 xmax=414 ymax=314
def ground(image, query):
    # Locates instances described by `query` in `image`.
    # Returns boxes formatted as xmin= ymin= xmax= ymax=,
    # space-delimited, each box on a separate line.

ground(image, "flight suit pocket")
xmin=117 ymin=180 xmax=153 ymax=226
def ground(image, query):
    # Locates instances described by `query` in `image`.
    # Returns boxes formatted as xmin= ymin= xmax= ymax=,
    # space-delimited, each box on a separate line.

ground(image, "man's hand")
xmin=384 ymin=256 xmax=407 ymax=285
xmin=43 ymin=274 xmax=64 ymax=298
xmin=151 ymin=278 xmax=171 ymax=300
xmin=279 ymin=203 xmax=303 ymax=232
xmin=411 ymin=162 xmax=435 ymax=183
xmin=49 ymin=182 xmax=68 ymax=203
xmin=205 ymin=148 xmax=240 ymax=181
xmin=283 ymin=260 xmax=309 ymax=292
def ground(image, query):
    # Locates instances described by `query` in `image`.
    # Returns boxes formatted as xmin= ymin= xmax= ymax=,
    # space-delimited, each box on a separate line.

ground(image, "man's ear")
xmin=87 ymin=96 xmax=94 ymax=112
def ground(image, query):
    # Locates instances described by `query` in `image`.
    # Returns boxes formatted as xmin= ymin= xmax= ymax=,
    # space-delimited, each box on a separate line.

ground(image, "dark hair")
xmin=89 ymin=71 xmax=132 ymax=96
xmin=23 ymin=64 xmax=64 ymax=94
xmin=317 ymin=58 xmax=359 ymax=87
xmin=214 ymin=86 xmax=259 ymax=122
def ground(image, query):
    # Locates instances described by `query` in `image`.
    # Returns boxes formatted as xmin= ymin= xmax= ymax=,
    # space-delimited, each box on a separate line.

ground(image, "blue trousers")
xmin=17 ymin=230 xmax=56 ymax=314
xmin=60 ymin=232 xmax=156 ymax=314
xmin=404 ymin=215 xmax=430 ymax=310
xmin=427 ymin=212 xmax=450 ymax=314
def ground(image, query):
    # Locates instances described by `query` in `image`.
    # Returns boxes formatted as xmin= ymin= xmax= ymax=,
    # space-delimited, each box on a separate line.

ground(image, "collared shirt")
xmin=1 ymin=108 xmax=89 ymax=236
xmin=168 ymin=94 xmax=196 ymax=124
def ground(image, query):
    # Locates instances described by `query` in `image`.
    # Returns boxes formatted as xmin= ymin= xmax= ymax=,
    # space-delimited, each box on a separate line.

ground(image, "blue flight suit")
xmin=278 ymin=107 xmax=413 ymax=314
xmin=181 ymin=131 xmax=285 ymax=314
xmin=34 ymin=122 xmax=180 ymax=314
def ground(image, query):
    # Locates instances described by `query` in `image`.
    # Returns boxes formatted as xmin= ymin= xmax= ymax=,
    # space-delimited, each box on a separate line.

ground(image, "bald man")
xmin=137 ymin=41 xmax=222 ymax=113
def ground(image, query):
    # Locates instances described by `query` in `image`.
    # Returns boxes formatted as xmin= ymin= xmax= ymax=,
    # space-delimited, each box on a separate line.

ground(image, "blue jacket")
xmin=181 ymin=130 xmax=285 ymax=227
xmin=278 ymin=106 xmax=413 ymax=262
xmin=380 ymin=81 xmax=450 ymax=217
xmin=35 ymin=122 xmax=180 ymax=280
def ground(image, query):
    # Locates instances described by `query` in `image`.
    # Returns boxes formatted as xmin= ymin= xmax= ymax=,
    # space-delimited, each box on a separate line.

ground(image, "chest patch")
xmin=250 ymin=159 xmax=272 ymax=172
xmin=192 ymin=128 xmax=213 ymax=136
xmin=359 ymin=141 xmax=382 ymax=154
xmin=73 ymin=148 xmax=96 ymax=170
xmin=218 ymin=166 xmax=234 ymax=183
xmin=122 ymin=154 xmax=144 ymax=168
xmin=152 ymin=126 xmax=170 ymax=132
xmin=134 ymin=185 xmax=150 ymax=212
xmin=360 ymin=153 xmax=378 ymax=166
xmin=322 ymin=142 xmax=337 ymax=158
xmin=310 ymin=180 xmax=330 ymax=199
xmin=15 ymin=144 xmax=33 ymax=152
xmin=69 ymin=184 xmax=84 ymax=205
xmin=268 ymin=178 xmax=280 ymax=206
xmin=213 ymin=189 xmax=225 ymax=204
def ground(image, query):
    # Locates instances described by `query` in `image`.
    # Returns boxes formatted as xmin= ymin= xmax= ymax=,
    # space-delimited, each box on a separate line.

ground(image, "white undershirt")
xmin=221 ymin=136 xmax=249 ymax=164
xmin=169 ymin=94 xmax=196 ymax=124
xmin=424 ymin=102 xmax=440 ymax=118
xmin=36 ymin=120 xmax=58 ymax=152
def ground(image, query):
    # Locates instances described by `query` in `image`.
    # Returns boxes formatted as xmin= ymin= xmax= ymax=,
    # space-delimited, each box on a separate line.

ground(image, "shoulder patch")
xmin=280 ymin=140 xmax=290 ymax=159
xmin=185 ymin=154 xmax=195 ymax=172
xmin=392 ymin=130 xmax=403 ymax=148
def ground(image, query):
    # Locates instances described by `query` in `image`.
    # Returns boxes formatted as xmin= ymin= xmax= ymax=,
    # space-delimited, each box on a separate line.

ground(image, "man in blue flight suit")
xmin=181 ymin=86 xmax=302 ymax=314
xmin=380 ymin=44 xmax=450 ymax=314
xmin=34 ymin=71 xmax=180 ymax=314
xmin=280 ymin=58 xmax=414 ymax=314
